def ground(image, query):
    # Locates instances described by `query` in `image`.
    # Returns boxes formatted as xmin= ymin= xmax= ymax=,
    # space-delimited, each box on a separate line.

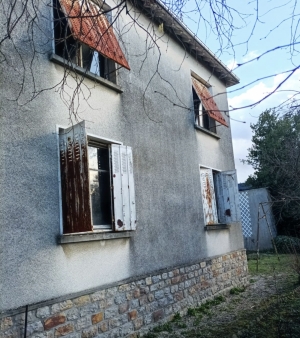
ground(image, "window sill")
xmin=204 ymin=224 xmax=230 ymax=231
xmin=50 ymin=54 xmax=123 ymax=94
xmin=58 ymin=230 xmax=134 ymax=244
xmin=194 ymin=124 xmax=220 ymax=139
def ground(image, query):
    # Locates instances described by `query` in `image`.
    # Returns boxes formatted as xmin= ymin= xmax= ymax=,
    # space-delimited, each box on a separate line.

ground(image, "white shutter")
xmin=111 ymin=145 xmax=136 ymax=231
xmin=120 ymin=145 xmax=131 ymax=230
xmin=200 ymin=167 xmax=218 ymax=225
xmin=127 ymin=147 xmax=137 ymax=230
xmin=59 ymin=121 xmax=92 ymax=233
xmin=111 ymin=144 xmax=124 ymax=230
xmin=214 ymin=170 xmax=241 ymax=223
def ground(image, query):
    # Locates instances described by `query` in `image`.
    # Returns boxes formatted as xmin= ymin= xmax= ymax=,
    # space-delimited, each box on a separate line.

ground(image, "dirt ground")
xmin=143 ymin=254 xmax=300 ymax=338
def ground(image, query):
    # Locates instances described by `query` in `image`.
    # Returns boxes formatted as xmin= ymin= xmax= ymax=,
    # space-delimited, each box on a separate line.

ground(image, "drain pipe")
xmin=24 ymin=305 xmax=28 ymax=338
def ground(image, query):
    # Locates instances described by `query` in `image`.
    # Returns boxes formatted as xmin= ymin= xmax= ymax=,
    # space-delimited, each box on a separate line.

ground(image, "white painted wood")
xmin=120 ymin=145 xmax=131 ymax=231
xmin=127 ymin=146 xmax=137 ymax=230
xmin=200 ymin=167 xmax=218 ymax=225
xmin=111 ymin=144 xmax=124 ymax=231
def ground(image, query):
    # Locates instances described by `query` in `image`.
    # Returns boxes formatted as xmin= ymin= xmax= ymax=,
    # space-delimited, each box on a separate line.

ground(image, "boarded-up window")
xmin=59 ymin=122 xmax=137 ymax=233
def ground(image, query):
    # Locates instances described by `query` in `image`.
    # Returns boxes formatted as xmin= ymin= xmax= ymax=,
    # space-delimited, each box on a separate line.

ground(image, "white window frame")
xmin=56 ymin=124 xmax=137 ymax=235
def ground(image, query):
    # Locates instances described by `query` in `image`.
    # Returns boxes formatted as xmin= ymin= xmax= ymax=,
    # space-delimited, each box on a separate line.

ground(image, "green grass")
xmin=247 ymin=253 xmax=294 ymax=275
xmin=144 ymin=254 xmax=300 ymax=338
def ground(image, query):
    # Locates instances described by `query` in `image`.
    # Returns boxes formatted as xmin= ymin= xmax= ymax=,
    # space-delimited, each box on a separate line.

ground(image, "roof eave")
xmin=132 ymin=0 xmax=239 ymax=88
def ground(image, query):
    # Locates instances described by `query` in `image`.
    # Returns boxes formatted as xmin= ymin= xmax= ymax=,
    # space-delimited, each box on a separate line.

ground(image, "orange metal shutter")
xmin=58 ymin=0 xmax=130 ymax=70
xmin=192 ymin=77 xmax=228 ymax=127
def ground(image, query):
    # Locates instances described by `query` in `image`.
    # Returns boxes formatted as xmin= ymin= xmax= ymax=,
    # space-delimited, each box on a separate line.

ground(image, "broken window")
xmin=59 ymin=121 xmax=136 ymax=234
xmin=200 ymin=167 xmax=240 ymax=225
xmin=192 ymin=77 xmax=228 ymax=133
xmin=53 ymin=0 xmax=130 ymax=83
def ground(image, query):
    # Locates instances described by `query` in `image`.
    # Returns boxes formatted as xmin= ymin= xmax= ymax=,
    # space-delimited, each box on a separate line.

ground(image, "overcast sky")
xmin=182 ymin=0 xmax=300 ymax=182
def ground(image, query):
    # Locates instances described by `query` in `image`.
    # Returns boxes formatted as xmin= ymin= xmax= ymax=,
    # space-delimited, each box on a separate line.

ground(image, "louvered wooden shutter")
xmin=58 ymin=0 xmax=130 ymax=70
xmin=214 ymin=170 xmax=241 ymax=223
xmin=200 ymin=168 xmax=218 ymax=225
xmin=111 ymin=145 xmax=136 ymax=231
xmin=192 ymin=77 xmax=228 ymax=127
xmin=59 ymin=121 xmax=92 ymax=233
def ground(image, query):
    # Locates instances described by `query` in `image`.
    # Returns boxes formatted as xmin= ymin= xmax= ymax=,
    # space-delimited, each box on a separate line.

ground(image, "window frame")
xmin=52 ymin=0 xmax=120 ymax=84
xmin=56 ymin=125 xmax=123 ymax=235
xmin=199 ymin=165 xmax=241 ymax=227
xmin=193 ymin=87 xmax=217 ymax=134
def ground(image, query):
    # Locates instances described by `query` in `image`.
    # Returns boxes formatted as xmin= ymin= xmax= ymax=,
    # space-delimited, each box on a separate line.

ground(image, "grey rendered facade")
xmin=0 ymin=0 xmax=247 ymax=336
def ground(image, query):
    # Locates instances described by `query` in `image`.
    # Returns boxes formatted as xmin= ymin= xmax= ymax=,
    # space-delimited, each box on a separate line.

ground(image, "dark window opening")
xmin=53 ymin=0 xmax=116 ymax=83
xmin=88 ymin=141 xmax=113 ymax=228
xmin=193 ymin=87 xmax=217 ymax=134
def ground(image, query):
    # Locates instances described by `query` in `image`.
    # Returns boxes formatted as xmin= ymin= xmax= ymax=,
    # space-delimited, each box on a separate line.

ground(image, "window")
xmin=53 ymin=0 xmax=130 ymax=83
xmin=192 ymin=77 xmax=228 ymax=132
xmin=59 ymin=121 xmax=136 ymax=234
xmin=193 ymin=88 xmax=217 ymax=133
xmin=199 ymin=167 xmax=240 ymax=225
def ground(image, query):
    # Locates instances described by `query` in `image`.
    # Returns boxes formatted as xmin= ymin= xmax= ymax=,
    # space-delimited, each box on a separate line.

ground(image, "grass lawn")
xmin=143 ymin=253 xmax=300 ymax=338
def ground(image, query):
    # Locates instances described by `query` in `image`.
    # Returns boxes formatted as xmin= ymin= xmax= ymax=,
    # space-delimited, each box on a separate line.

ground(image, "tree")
xmin=244 ymin=110 xmax=300 ymax=236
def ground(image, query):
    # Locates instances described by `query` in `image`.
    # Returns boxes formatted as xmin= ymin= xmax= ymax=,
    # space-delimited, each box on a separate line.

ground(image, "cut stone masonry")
xmin=0 ymin=249 xmax=248 ymax=338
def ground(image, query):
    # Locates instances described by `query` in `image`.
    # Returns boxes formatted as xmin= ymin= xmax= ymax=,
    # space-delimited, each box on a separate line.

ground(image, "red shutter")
xmin=192 ymin=77 xmax=228 ymax=127
xmin=59 ymin=121 xmax=92 ymax=234
xmin=58 ymin=0 xmax=130 ymax=70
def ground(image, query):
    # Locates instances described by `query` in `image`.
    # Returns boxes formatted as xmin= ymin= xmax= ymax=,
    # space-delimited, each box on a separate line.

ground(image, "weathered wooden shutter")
xmin=214 ymin=170 xmax=241 ymax=223
xmin=111 ymin=145 xmax=136 ymax=231
xmin=200 ymin=167 xmax=218 ymax=225
xmin=59 ymin=121 xmax=92 ymax=233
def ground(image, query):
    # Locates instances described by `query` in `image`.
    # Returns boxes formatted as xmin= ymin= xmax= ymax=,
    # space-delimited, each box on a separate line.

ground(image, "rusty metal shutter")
xmin=200 ymin=167 xmax=219 ymax=225
xmin=58 ymin=0 xmax=130 ymax=70
xmin=59 ymin=121 xmax=92 ymax=233
xmin=111 ymin=145 xmax=136 ymax=231
xmin=192 ymin=77 xmax=228 ymax=127
xmin=214 ymin=170 xmax=241 ymax=223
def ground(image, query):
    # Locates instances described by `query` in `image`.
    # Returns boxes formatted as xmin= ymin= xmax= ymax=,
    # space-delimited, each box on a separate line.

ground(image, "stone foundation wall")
xmin=0 ymin=249 xmax=248 ymax=338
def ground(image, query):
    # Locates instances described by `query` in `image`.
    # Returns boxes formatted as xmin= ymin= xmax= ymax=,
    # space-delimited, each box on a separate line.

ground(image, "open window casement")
xmin=58 ymin=0 xmax=130 ymax=70
xmin=59 ymin=122 xmax=137 ymax=234
xmin=200 ymin=168 xmax=219 ymax=225
xmin=192 ymin=77 xmax=228 ymax=127
xmin=111 ymin=144 xmax=136 ymax=231
xmin=214 ymin=170 xmax=241 ymax=224
xmin=59 ymin=121 xmax=92 ymax=234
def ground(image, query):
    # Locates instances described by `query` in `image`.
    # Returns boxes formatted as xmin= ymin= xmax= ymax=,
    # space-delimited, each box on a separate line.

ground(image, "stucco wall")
xmin=0 ymin=0 xmax=244 ymax=312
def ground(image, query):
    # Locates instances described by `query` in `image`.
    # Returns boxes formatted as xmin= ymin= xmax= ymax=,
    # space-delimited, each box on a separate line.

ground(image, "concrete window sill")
xmin=194 ymin=124 xmax=221 ymax=140
xmin=50 ymin=54 xmax=123 ymax=93
xmin=58 ymin=231 xmax=134 ymax=244
xmin=204 ymin=224 xmax=230 ymax=231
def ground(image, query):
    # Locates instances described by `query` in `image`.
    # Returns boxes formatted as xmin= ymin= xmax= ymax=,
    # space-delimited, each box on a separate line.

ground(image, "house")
xmin=0 ymin=0 xmax=248 ymax=336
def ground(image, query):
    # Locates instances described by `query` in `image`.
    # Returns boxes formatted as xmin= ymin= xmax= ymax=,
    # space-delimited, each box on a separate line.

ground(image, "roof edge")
xmin=132 ymin=0 xmax=239 ymax=87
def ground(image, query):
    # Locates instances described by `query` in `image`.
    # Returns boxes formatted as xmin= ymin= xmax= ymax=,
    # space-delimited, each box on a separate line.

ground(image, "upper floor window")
xmin=192 ymin=77 xmax=228 ymax=133
xmin=193 ymin=87 xmax=217 ymax=133
xmin=53 ymin=0 xmax=130 ymax=83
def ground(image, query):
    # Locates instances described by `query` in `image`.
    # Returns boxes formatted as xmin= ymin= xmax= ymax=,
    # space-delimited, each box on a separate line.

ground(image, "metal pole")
xmin=261 ymin=203 xmax=280 ymax=261
xmin=256 ymin=204 xmax=261 ymax=272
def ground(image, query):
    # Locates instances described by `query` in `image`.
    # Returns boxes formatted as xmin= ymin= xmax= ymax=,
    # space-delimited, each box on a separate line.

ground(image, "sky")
xmin=180 ymin=0 xmax=300 ymax=182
